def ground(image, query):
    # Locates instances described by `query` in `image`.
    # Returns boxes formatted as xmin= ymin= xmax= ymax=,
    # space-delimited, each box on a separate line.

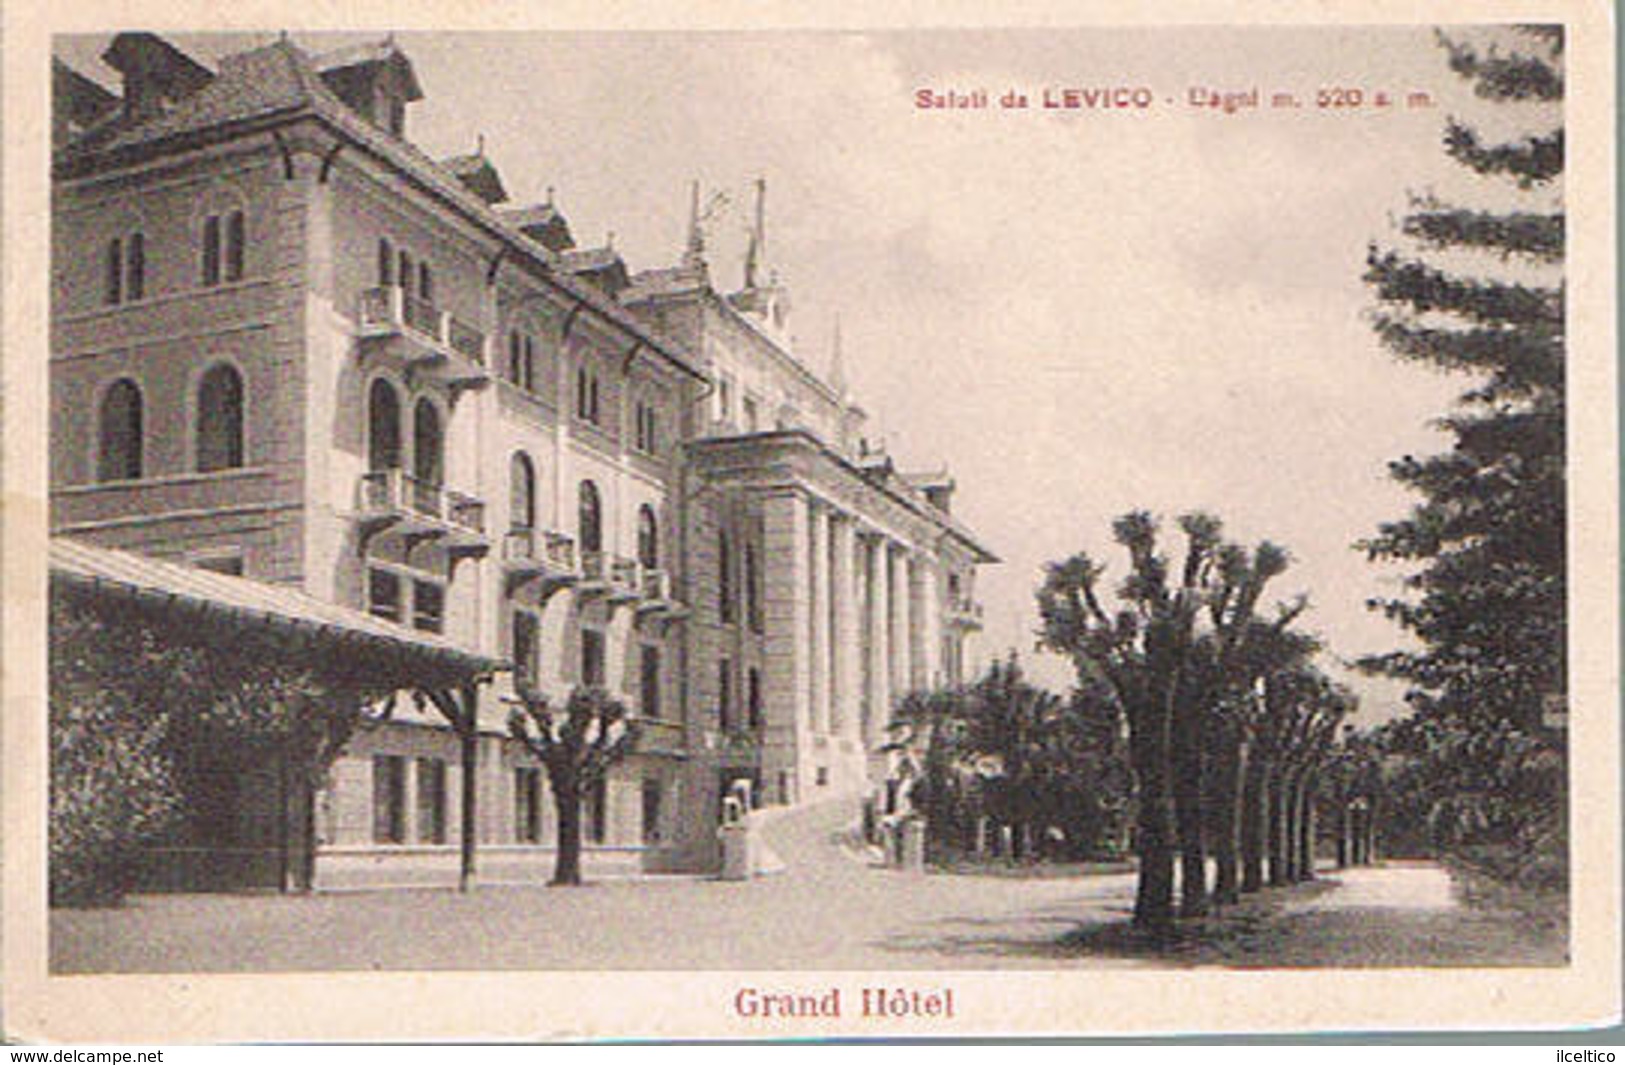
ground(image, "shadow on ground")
xmin=874 ymin=874 xmax=1569 ymax=969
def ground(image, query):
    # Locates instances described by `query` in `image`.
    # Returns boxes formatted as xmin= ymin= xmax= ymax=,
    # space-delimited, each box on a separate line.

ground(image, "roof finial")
xmin=477 ymin=132 xmax=485 ymax=155
xmin=830 ymin=313 xmax=847 ymax=396
xmin=545 ymin=185 xmax=555 ymax=207
xmin=744 ymin=176 xmax=766 ymax=290
xmin=685 ymin=179 xmax=704 ymax=264
xmin=606 ymin=229 xmax=616 ymax=251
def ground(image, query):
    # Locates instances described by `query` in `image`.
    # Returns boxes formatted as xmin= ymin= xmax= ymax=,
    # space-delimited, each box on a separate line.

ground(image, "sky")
xmin=59 ymin=27 xmax=1562 ymax=724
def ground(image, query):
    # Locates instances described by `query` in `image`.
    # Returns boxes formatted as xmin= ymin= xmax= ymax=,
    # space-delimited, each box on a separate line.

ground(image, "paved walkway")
xmin=50 ymin=798 xmax=1563 ymax=973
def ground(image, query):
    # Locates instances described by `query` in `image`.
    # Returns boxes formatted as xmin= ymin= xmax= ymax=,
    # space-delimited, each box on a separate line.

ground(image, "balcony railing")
xmin=359 ymin=469 xmax=486 ymax=537
xmin=946 ymin=593 xmax=984 ymax=628
xmin=640 ymin=567 xmax=671 ymax=602
xmin=579 ymin=550 xmax=609 ymax=583
xmin=357 ymin=286 xmax=488 ymax=377
xmin=503 ymin=528 xmax=577 ymax=572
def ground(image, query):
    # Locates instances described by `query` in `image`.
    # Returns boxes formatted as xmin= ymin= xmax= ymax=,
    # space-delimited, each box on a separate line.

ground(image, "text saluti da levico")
xmin=913 ymin=85 xmax=1437 ymax=113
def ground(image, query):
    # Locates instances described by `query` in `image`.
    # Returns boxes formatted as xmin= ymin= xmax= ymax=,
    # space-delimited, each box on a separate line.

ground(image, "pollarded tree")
xmin=1039 ymin=512 xmax=1295 ymax=926
xmin=508 ymin=686 xmax=639 ymax=886
xmin=1361 ymin=26 xmax=1566 ymax=873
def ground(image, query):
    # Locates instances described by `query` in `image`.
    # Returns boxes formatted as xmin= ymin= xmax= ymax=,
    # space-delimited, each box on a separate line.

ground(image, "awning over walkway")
xmin=50 ymin=536 xmax=505 ymax=685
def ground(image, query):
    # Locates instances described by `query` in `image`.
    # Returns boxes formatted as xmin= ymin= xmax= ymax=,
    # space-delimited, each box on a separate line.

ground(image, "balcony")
xmin=502 ymin=527 xmax=578 ymax=598
xmin=576 ymin=553 xmax=646 ymax=606
xmin=635 ymin=567 xmax=686 ymax=618
xmin=357 ymin=469 xmax=489 ymax=557
xmin=609 ymin=556 xmax=644 ymax=604
xmin=357 ymin=286 xmax=489 ymax=394
xmin=946 ymin=593 xmax=984 ymax=630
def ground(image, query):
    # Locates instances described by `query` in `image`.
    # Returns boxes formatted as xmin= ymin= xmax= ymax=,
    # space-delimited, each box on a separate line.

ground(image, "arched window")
xmin=367 ymin=378 xmax=401 ymax=471
xmin=511 ymin=452 xmax=536 ymax=531
xmin=412 ymin=398 xmax=442 ymax=486
xmin=97 ymin=378 xmax=143 ymax=482
xmin=637 ymin=504 xmax=658 ymax=569
xmin=578 ymin=480 xmax=602 ymax=555
xmin=195 ymin=363 xmax=244 ymax=472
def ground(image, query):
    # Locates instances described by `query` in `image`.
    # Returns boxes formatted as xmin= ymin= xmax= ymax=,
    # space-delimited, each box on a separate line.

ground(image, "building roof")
xmin=53 ymin=35 xmax=703 ymax=383
xmin=50 ymin=536 xmax=505 ymax=679
xmin=686 ymin=430 xmax=999 ymax=564
xmin=439 ymin=150 xmax=508 ymax=204
xmin=311 ymin=38 xmax=425 ymax=101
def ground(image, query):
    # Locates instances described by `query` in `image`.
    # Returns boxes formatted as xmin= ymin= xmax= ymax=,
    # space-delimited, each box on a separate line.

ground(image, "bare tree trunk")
xmin=1173 ymin=712 xmax=1208 ymax=917
xmin=1267 ymin=767 xmax=1287 ymax=886
xmin=1240 ymin=749 xmax=1268 ymax=893
xmin=1131 ymin=734 xmax=1177 ymax=934
xmin=552 ymin=775 xmax=583 ymax=886
xmin=1211 ymin=733 xmax=1246 ymax=905
xmin=1271 ymin=767 xmax=1295 ymax=884
xmin=1296 ymin=777 xmax=1317 ymax=881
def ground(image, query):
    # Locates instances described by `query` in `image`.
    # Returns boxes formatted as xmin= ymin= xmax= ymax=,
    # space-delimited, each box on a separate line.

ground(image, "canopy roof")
xmin=50 ymin=537 xmax=505 ymax=684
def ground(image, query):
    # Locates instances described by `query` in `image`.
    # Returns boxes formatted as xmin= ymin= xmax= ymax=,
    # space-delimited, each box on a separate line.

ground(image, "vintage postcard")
xmin=3 ymin=0 xmax=1617 ymax=1043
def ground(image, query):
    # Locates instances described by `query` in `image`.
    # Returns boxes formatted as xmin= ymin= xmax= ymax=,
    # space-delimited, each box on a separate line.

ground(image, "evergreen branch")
xmin=1404 ymin=205 xmax=1563 ymax=263
xmin=1444 ymin=122 xmax=1563 ymax=187
xmin=1439 ymin=32 xmax=1564 ymax=101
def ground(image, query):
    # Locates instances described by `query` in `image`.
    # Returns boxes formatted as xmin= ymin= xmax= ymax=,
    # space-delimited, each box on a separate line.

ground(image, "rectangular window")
xmin=641 ymin=778 xmax=663 ymax=844
xmin=415 ymin=758 xmax=447 ymax=844
xmin=512 ymin=610 xmax=538 ymax=691
xmin=515 ymin=767 xmax=542 ymax=843
xmin=748 ymin=668 xmax=763 ymax=730
xmin=368 ymin=568 xmax=402 ymax=623
xmin=640 ymin=644 xmax=662 ymax=720
xmin=509 ymin=332 xmax=522 ymax=386
xmin=523 ymin=336 xmax=536 ymax=392
xmin=378 ymin=238 xmax=393 ymax=286
xmin=126 ymin=232 xmax=145 ymax=301
xmin=719 ymin=658 xmax=733 ymax=731
xmin=398 ymin=251 xmax=413 ymax=297
xmin=418 ymin=261 xmax=433 ymax=303
xmin=719 ymin=531 xmax=735 ymax=624
xmin=372 ymin=755 xmax=406 ymax=844
xmin=224 ymin=210 xmax=245 ymax=282
xmin=581 ymin=628 xmax=605 ymax=687
xmin=718 ymin=377 xmax=733 ymax=422
xmin=105 ymin=237 xmax=122 ymax=305
xmin=587 ymin=779 xmax=608 ymax=845
xmin=746 ymin=541 xmax=762 ymax=633
xmin=201 ymin=214 xmax=221 ymax=286
xmin=743 ymin=396 xmax=759 ymax=432
xmin=411 ymin=579 xmax=444 ymax=634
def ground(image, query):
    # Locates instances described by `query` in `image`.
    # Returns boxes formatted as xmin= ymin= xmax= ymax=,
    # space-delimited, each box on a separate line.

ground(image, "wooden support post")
xmin=459 ymin=683 xmax=479 ymax=893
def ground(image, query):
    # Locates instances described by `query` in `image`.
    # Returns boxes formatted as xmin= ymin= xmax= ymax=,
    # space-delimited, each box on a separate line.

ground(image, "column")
xmin=809 ymin=501 xmax=831 ymax=735
xmin=831 ymin=513 xmax=858 ymax=740
xmin=889 ymin=543 xmax=911 ymax=698
xmin=907 ymin=555 xmax=928 ymax=689
xmin=921 ymin=557 xmax=943 ymax=689
xmin=760 ymin=490 xmax=811 ymax=796
xmin=865 ymin=534 xmax=890 ymax=748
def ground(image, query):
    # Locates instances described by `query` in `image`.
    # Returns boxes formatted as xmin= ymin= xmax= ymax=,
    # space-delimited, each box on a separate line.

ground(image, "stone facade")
xmin=50 ymin=33 xmax=992 ymax=885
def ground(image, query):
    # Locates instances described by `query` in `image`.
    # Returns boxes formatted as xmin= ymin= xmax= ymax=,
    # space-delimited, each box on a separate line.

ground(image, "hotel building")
xmin=50 ymin=33 xmax=994 ymax=885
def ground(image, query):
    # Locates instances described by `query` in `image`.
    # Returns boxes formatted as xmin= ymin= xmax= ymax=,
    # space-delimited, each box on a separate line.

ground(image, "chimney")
xmin=101 ymin=33 xmax=212 ymax=124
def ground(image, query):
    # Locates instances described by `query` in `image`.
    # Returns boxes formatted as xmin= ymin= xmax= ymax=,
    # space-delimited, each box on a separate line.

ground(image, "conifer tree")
xmin=1360 ymin=27 xmax=1565 ymax=871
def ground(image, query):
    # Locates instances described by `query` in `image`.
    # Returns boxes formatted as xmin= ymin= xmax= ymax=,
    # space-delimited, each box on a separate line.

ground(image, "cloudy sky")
xmin=61 ymin=26 xmax=1561 ymax=719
